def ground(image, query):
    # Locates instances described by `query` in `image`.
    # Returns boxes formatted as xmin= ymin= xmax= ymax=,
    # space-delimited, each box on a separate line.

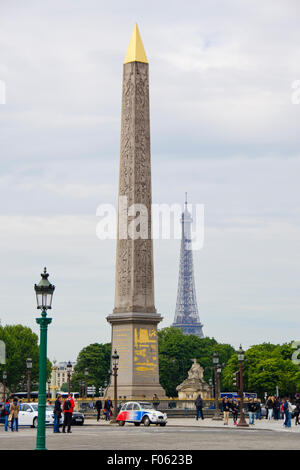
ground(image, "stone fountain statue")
xmin=176 ymin=359 xmax=212 ymax=400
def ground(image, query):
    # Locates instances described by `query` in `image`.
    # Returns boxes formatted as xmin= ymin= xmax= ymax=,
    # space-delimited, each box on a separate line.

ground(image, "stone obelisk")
xmin=106 ymin=24 xmax=166 ymax=399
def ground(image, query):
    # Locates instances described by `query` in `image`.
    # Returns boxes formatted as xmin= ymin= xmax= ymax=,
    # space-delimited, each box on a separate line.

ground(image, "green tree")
xmin=221 ymin=342 xmax=300 ymax=398
xmin=60 ymin=383 xmax=69 ymax=392
xmin=158 ymin=327 xmax=235 ymax=397
xmin=71 ymin=343 xmax=111 ymax=394
xmin=0 ymin=324 xmax=52 ymax=393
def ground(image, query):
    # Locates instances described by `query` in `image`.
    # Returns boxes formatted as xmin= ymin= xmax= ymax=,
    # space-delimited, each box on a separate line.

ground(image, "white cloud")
xmin=0 ymin=0 xmax=300 ymax=359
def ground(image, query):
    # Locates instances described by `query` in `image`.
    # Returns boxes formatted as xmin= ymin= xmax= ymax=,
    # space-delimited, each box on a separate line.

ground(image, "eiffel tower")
xmin=172 ymin=194 xmax=204 ymax=338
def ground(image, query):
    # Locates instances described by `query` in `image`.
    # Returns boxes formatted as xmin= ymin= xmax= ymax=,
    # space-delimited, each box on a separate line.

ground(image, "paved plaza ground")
xmin=1 ymin=418 xmax=300 ymax=450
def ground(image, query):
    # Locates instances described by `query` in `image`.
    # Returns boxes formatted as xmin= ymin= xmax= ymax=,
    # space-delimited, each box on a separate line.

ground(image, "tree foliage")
xmin=221 ymin=342 xmax=300 ymax=398
xmin=0 ymin=324 xmax=52 ymax=392
xmin=158 ymin=327 xmax=235 ymax=397
xmin=71 ymin=342 xmax=111 ymax=394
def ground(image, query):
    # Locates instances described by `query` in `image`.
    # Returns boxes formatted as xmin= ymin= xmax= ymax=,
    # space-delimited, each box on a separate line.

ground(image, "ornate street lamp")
xmin=212 ymin=351 xmax=222 ymax=420
xmin=34 ymin=267 xmax=55 ymax=450
xmin=237 ymin=345 xmax=249 ymax=427
xmin=26 ymin=358 xmax=32 ymax=402
xmin=84 ymin=367 xmax=89 ymax=398
xmin=67 ymin=361 xmax=72 ymax=395
xmin=110 ymin=349 xmax=119 ymax=424
xmin=3 ymin=370 xmax=7 ymax=402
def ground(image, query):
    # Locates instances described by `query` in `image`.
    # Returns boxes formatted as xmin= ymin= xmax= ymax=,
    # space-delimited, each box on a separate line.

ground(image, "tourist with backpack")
xmin=62 ymin=394 xmax=75 ymax=433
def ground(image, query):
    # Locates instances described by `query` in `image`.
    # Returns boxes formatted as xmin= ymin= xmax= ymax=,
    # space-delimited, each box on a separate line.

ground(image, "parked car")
xmin=0 ymin=402 xmax=55 ymax=428
xmin=117 ymin=401 xmax=167 ymax=427
xmin=71 ymin=411 xmax=84 ymax=425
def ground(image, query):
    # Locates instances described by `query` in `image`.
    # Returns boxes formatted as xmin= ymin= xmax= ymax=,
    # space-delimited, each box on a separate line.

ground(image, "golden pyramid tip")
xmin=124 ymin=24 xmax=148 ymax=64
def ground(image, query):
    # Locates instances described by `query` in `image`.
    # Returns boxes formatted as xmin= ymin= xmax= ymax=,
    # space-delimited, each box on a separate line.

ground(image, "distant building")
xmin=172 ymin=195 xmax=204 ymax=338
xmin=55 ymin=361 xmax=76 ymax=389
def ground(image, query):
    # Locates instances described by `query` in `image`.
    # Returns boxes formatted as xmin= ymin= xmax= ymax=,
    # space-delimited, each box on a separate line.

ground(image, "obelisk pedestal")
xmin=106 ymin=25 xmax=166 ymax=400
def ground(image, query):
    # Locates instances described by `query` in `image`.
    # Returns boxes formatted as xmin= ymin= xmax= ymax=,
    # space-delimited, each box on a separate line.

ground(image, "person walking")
xmin=62 ymin=393 xmax=75 ymax=433
xmin=266 ymin=396 xmax=274 ymax=420
xmin=95 ymin=397 xmax=102 ymax=422
xmin=3 ymin=398 xmax=10 ymax=432
xmin=283 ymin=397 xmax=292 ymax=428
xmin=53 ymin=394 xmax=62 ymax=433
xmin=104 ymin=397 xmax=113 ymax=421
xmin=231 ymin=399 xmax=238 ymax=426
xmin=248 ymin=398 xmax=256 ymax=425
xmin=9 ymin=397 xmax=20 ymax=432
xmin=222 ymin=398 xmax=230 ymax=425
xmin=273 ymin=397 xmax=280 ymax=420
xmin=294 ymin=403 xmax=300 ymax=425
xmin=255 ymin=398 xmax=262 ymax=420
xmin=294 ymin=394 xmax=300 ymax=425
xmin=195 ymin=394 xmax=204 ymax=421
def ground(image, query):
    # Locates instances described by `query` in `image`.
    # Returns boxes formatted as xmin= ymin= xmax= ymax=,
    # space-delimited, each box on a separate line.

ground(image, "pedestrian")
xmin=195 ymin=394 xmax=204 ymax=421
xmin=231 ymin=399 xmax=238 ymax=425
xmin=266 ymin=396 xmax=274 ymax=420
xmin=294 ymin=404 xmax=300 ymax=425
xmin=294 ymin=394 xmax=300 ymax=425
xmin=3 ymin=398 xmax=10 ymax=432
xmin=62 ymin=393 xmax=75 ymax=433
xmin=95 ymin=397 xmax=102 ymax=422
xmin=272 ymin=397 xmax=280 ymax=420
xmin=153 ymin=394 xmax=160 ymax=411
xmin=9 ymin=397 xmax=20 ymax=432
xmin=283 ymin=397 xmax=292 ymax=428
xmin=248 ymin=398 xmax=256 ymax=425
xmin=104 ymin=397 xmax=113 ymax=421
xmin=53 ymin=394 xmax=62 ymax=433
xmin=255 ymin=398 xmax=262 ymax=420
xmin=222 ymin=398 xmax=230 ymax=425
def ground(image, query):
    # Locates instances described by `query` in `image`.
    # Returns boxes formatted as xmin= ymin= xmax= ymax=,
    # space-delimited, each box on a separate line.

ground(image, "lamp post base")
xmin=237 ymin=415 xmax=249 ymax=427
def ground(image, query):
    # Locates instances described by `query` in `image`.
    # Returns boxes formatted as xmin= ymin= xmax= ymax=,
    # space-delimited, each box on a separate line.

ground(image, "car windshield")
xmin=29 ymin=404 xmax=53 ymax=412
xmin=139 ymin=403 xmax=153 ymax=409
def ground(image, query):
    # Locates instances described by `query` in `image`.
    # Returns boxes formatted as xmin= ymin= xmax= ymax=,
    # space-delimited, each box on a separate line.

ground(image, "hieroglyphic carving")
xmin=114 ymin=61 xmax=156 ymax=314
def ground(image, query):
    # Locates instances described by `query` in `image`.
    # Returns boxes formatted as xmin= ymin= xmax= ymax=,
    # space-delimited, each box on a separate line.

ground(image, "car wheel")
xmin=32 ymin=417 xmax=38 ymax=428
xmin=160 ymin=423 xmax=166 ymax=427
xmin=143 ymin=416 xmax=150 ymax=427
xmin=118 ymin=420 xmax=125 ymax=426
xmin=134 ymin=422 xmax=141 ymax=426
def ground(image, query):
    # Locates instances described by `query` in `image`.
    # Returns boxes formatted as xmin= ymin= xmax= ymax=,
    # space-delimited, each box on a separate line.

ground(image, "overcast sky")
xmin=0 ymin=0 xmax=300 ymax=363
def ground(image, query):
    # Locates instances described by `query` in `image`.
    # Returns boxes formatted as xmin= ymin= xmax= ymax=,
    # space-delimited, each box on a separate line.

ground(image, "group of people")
xmin=1 ymin=393 xmax=77 ymax=433
xmin=53 ymin=393 xmax=75 ymax=433
xmin=265 ymin=395 xmax=300 ymax=428
xmin=2 ymin=397 xmax=20 ymax=432
xmin=194 ymin=393 xmax=300 ymax=428
xmin=222 ymin=397 xmax=240 ymax=425
xmin=95 ymin=397 xmax=113 ymax=421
